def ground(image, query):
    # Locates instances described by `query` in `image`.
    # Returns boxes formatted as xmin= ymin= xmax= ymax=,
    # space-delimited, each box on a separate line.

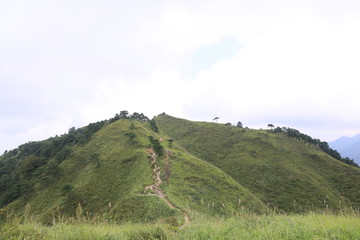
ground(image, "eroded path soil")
xmin=144 ymin=148 xmax=190 ymax=228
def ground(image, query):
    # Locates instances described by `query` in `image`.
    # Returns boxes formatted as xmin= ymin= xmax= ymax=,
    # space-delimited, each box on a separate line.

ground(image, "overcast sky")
xmin=1 ymin=0 xmax=360 ymax=153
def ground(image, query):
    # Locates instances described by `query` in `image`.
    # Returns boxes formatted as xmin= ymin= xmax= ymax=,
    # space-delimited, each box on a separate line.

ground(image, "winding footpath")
xmin=144 ymin=148 xmax=190 ymax=228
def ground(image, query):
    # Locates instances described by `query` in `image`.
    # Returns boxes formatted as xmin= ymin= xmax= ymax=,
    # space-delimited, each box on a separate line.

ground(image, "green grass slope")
xmin=4 ymin=120 xmax=180 ymax=223
xmin=1 ymin=118 xmax=266 ymax=224
xmin=159 ymin=144 xmax=267 ymax=218
xmin=155 ymin=114 xmax=360 ymax=212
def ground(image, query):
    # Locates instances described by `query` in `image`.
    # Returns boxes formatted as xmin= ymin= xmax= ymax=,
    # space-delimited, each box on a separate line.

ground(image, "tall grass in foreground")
xmin=1 ymin=212 xmax=360 ymax=240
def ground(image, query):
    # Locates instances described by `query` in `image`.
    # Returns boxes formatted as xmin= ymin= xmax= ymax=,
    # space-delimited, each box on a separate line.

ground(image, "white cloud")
xmin=183 ymin=15 xmax=360 ymax=140
xmin=82 ymin=71 xmax=189 ymax=123
xmin=1 ymin=0 xmax=360 ymax=152
xmin=0 ymin=119 xmax=72 ymax=153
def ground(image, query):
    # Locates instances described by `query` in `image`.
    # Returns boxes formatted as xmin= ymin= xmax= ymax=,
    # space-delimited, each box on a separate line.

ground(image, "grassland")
xmin=1 ymin=113 xmax=360 ymax=238
xmin=4 ymin=119 xmax=179 ymax=224
xmin=155 ymin=114 xmax=360 ymax=213
xmin=1 ymin=117 xmax=266 ymax=224
xmin=1 ymin=213 xmax=360 ymax=239
xmin=159 ymin=144 xmax=268 ymax=218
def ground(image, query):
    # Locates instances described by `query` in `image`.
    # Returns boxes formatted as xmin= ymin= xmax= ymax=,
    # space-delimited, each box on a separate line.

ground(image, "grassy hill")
xmin=1 ymin=112 xmax=360 ymax=227
xmin=155 ymin=114 xmax=360 ymax=213
xmin=0 ymin=115 xmax=266 ymax=225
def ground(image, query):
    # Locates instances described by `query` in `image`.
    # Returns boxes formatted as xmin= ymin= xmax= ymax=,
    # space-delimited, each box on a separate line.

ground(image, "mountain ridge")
xmin=1 ymin=112 xmax=359 ymax=224
xmin=155 ymin=114 xmax=360 ymax=212
xmin=330 ymin=134 xmax=360 ymax=165
xmin=0 ymin=114 xmax=266 ymax=225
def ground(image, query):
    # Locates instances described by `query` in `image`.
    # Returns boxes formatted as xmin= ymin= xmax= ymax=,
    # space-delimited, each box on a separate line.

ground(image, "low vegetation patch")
xmin=1 ymin=213 xmax=359 ymax=240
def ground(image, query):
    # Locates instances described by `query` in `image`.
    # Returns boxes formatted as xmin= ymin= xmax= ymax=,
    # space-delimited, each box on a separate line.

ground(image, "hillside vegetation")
xmin=155 ymin=114 xmax=360 ymax=213
xmin=2 ymin=213 xmax=360 ymax=240
xmin=0 ymin=113 xmax=265 ymax=225
xmin=1 ymin=112 xmax=360 ymax=227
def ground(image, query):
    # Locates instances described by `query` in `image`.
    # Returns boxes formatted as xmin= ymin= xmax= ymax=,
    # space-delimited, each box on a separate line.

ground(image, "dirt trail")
xmin=144 ymin=148 xmax=190 ymax=228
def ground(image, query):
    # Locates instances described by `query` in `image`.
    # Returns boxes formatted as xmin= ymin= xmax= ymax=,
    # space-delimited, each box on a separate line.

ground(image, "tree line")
xmin=109 ymin=110 xmax=150 ymax=123
xmin=268 ymin=126 xmax=359 ymax=168
xmin=0 ymin=110 xmax=150 ymax=207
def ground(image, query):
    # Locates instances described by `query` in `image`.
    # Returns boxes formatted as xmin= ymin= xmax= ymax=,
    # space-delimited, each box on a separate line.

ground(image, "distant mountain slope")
xmin=329 ymin=134 xmax=360 ymax=151
xmin=330 ymin=134 xmax=360 ymax=165
xmin=340 ymin=142 xmax=360 ymax=165
xmin=0 ymin=115 xmax=266 ymax=224
xmin=155 ymin=114 xmax=360 ymax=213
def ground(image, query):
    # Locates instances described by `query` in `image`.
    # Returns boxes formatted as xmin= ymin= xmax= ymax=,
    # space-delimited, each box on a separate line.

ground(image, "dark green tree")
xmin=148 ymin=136 xmax=164 ymax=156
xmin=110 ymin=113 xmax=120 ymax=123
xmin=68 ymin=127 xmax=76 ymax=134
xmin=119 ymin=110 xmax=129 ymax=119
xmin=130 ymin=112 xmax=149 ymax=122
xmin=150 ymin=119 xmax=159 ymax=133
xmin=236 ymin=121 xmax=243 ymax=128
xmin=125 ymin=123 xmax=137 ymax=142
xmin=125 ymin=132 xmax=137 ymax=141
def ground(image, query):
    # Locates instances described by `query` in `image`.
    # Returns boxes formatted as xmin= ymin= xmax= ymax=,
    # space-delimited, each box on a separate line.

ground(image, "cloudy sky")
xmin=1 ymin=0 xmax=360 ymax=153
